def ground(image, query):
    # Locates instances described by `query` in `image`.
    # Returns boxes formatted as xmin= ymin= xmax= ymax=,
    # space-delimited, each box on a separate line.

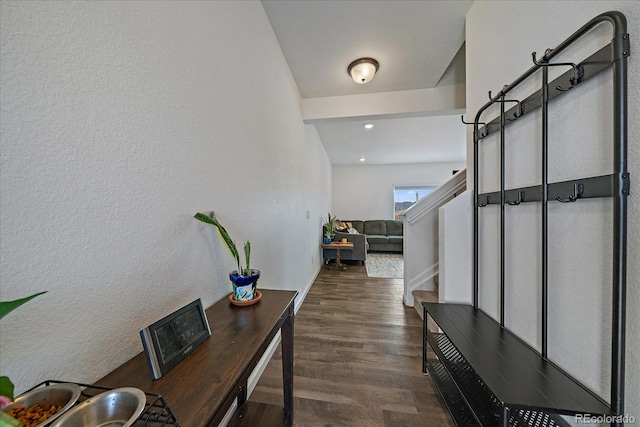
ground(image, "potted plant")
xmin=0 ymin=291 xmax=47 ymax=417
xmin=322 ymin=212 xmax=337 ymax=244
xmin=194 ymin=212 xmax=260 ymax=304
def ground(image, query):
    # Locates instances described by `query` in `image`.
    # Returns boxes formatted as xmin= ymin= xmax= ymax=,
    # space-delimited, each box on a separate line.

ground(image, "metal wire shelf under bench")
xmin=24 ymin=380 xmax=180 ymax=426
xmin=423 ymin=305 xmax=612 ymax=427
xmin=424 ymin=10 xmax=630 ymax=427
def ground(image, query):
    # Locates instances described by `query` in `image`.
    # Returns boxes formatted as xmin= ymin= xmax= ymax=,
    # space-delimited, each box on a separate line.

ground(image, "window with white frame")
xmin=394 ymin=186 xmax=435 ymax=219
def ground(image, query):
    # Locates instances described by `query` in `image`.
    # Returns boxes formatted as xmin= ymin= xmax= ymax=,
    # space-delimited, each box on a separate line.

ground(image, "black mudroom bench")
xmin=422 ymin=303 xmax=613 ymax=427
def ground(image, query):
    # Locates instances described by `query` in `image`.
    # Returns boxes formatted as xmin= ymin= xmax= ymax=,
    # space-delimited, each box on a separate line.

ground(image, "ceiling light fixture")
xmin=359 ymin=157 xmax=366 ymax=162
xmin=348 ymin=58 xmax=379 ymax=84
xmin=364 ymin=123 xmax=374 ymax=129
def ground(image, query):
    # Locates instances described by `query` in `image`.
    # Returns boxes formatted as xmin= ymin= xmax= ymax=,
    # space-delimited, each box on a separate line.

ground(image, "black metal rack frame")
xmin=473 ymin=10 xmax=629 ymax=416
xmin=23 ymin=380 xmax=180 ymax=426
xmin=424 ymin=10 xmax=630 ymax=427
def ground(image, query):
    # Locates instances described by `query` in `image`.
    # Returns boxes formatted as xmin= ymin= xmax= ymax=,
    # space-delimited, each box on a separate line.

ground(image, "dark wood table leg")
xmin=281 ymin=303 xmax=295 ymax=427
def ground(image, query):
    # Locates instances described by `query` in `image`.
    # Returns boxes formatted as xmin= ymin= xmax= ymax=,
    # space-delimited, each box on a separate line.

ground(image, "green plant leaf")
xmin=0 ymin=411 xmax=22 ymax=426
xmin=244 ymin=241 xmax=251 ymax=276
xmin=0 ymin=291 xmax=47 ymax=320
xmin=195 ymin=212 xmax=241 ymax=271
xmin=323 ymin=212 xmax=337 ymax=234
xmin=0 ymin=292 xmax=46 ymax=404
xmin=0 ymin=376 xmax=14 ymax=400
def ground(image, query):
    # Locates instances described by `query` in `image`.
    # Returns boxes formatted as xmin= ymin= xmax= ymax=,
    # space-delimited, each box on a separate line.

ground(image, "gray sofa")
xmin=343 ymin=220 xmax=403 ymax=253
xmin=322 ymin=219 xmax=403 ymax=265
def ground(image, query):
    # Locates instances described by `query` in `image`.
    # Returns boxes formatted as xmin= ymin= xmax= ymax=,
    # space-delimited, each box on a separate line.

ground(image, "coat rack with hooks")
xmin=426 ymin=11 xmax=630 ymax=427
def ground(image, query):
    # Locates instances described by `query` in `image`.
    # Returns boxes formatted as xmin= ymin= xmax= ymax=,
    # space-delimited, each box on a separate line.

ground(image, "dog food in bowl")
xmin=1 ymin=383 xmax=81 ymax=427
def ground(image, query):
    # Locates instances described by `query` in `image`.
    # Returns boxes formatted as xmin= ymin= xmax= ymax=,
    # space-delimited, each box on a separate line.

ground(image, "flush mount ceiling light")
xmin=348 ymin=58 xmax=379 ymax=84
xmin=364 ymin=123 xmax=374 ymax=129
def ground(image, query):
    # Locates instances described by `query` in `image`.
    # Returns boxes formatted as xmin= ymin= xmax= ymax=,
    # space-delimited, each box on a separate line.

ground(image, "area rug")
xmin=365 ymin=253 xmax=404 ymax=279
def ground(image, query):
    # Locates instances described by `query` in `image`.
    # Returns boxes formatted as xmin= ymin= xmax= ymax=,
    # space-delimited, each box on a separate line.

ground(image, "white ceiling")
xmin=316 ymin=115 xmax=467 ymax=166
xmin=262 ymin=0 xmax=473 ymax=165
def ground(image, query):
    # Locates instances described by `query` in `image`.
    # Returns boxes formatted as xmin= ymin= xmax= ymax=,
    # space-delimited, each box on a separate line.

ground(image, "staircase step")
xmin=413 ymin=290 xmax=439 ymax=305
xmin=412 ymin=290 xmax=439 ymax=332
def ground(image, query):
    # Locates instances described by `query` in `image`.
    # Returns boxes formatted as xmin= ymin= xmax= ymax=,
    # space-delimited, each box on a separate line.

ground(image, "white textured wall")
xmin=439 ymin=190 xmax=472 ymax=304
xmin=466 ymin=0 xmax=639 ymax=417
xmin=305 ymin=124 xmax=333 ymax=267
xmin=332 ymin=161 xmax=465 ymax=219
xmin=404 ymin=209 xmax=440 ymax=297
xmin=0 ymin=1 xmax=331 ymax=394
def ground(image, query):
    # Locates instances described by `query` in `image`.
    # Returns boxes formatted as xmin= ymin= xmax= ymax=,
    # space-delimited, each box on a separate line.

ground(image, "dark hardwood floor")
xmin=249 ymin=263 xmax=453 ymax=426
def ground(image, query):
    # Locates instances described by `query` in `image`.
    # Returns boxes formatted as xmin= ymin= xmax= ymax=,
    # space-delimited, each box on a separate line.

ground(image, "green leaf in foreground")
xmin=0 ymin=291 xmax=47 ymax=320
xmin=0 ymin=376 xmax=15 ymax=401
xmin=0 ymin=411 xmax=22 ymax=426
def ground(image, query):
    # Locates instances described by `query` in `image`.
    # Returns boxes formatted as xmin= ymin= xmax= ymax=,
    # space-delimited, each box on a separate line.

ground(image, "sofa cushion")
xmin=386 ymin=220 xmax=403 ymax=236
xmin=345 ymin=220 xmax=364 ymax=234
xmin=388 ymin=235 xmax=403 ymax=245
xmin=366 ymin=235 xmax=389 ymax=245
xmin=364 ymin=220 xmax=387 ymax=236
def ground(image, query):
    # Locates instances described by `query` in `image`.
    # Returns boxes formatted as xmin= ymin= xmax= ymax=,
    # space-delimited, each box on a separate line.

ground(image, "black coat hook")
xmin=461 ymin=116 xmax=487 ymax=127
xmin=532 ymin=51 xmax=583 ymax=91
xmin=477 ymin=195 xmax=490 ymax=208
xmin=496 ymin=98 xmax=524 ymax=122
xmin=556 ymin=183 xmax=584 ymax=203
xmin=461 ymin=116 xmax=489 ymax=138
xmin=507 ymin=102 xmax=525 ymax=121
xmin=487 ymin=90 xmax=524 ymax=122
xmin=487 ymin=86 xmax=511 ymax=100
xmin=507 ymin=191 xmax=525 ymax=206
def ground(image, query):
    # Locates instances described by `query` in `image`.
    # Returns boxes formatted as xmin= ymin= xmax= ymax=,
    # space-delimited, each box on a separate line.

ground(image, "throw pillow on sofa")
xmin=341 ymin=221 xmax=362 ymax=234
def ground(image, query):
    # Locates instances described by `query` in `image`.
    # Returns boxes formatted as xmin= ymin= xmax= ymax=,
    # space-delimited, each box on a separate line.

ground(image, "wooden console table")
xmin=321 ymin=241 xmax=353 ymax=270
xmin=97 ymin=289 xmax=297 ymax=427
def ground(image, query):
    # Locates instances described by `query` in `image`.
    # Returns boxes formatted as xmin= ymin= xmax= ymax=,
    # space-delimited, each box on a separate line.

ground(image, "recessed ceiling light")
xmin=364 ymin=123 xmax=374 ymax=129
xmin=359 ymin=157 xmax=366 ymax=162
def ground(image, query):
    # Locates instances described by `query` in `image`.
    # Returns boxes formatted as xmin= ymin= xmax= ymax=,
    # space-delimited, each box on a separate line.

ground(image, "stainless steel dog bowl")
xmin=49 ymin=387 xmax=146 ymax=427
xmin=1 ymin=383 xmax=82 ymax=427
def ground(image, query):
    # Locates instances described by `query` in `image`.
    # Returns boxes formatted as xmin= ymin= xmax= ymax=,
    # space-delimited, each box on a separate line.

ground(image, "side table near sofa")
xmin=321 ymin=241 xmax=354 ymax=270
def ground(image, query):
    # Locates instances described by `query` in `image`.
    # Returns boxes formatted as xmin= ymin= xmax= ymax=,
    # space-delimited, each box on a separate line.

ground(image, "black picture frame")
xmin=140 ymin=298 xmax=211 ymax=379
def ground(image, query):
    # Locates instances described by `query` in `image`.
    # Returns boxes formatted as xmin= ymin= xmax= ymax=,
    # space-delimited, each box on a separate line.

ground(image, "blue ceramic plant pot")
xmin=323 ymin=236 xmax=332 ymax=244
xmin=229 ymin=269 xmax=260 ymax=301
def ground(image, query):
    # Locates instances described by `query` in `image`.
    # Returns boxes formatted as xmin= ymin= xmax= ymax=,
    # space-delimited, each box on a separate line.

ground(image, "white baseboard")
xmin=294 ymin=265 xmax=320 ymax=314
